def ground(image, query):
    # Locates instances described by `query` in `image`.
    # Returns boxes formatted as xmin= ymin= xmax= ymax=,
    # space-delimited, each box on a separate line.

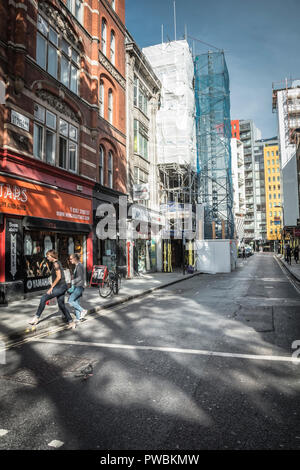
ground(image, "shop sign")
xmin=131 ymin=205 xmax=149 ymax=223
xmin=0 ymin=175 xmax=92 ymax=225
xmin=11 ymin=110 xmax=29 ymax=132
xmin=5 ymin=218 xmax=22 ymax=282
xmin=295 ymin=229 xmax=300 ymax=237
xmin=133 ymin=184 xmax=150 ymax=201
xmin=25 ymin=277 xmax=51 ymax=293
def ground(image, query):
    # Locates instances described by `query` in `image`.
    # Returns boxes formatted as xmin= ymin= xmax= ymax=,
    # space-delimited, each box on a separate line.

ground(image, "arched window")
xmin=108 ymin=89 xmax=113 ymax=124
xmin=99 ymin=145 xmax=104 ymax=185
xmin=99 ymin=79 xmax=104 ymax=117
xmin=110 ymin=30 xmax=115 ymax=65
xmin=101 ymin=18 xmax=107 ymax=55
xmin=108 ymin=151 xmax=113 ymax=188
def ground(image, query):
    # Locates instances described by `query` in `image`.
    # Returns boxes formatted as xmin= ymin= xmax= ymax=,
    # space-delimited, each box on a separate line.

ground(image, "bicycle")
xmin=98 ymin=268 xmax=121 ymax=298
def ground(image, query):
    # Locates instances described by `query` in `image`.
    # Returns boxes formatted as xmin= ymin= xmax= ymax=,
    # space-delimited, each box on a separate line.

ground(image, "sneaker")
xmin=29 ymin=316 xmax=39 ymax=325
xmin=66 ymin=321 xmax=76 ymax=330
xmin=80 ymin=309 xmax=88 ymax=319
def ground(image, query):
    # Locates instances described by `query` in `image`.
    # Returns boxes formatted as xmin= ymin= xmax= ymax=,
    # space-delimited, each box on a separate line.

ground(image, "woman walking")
xmin=29 ymin=250 xmax=76 ymax=329
xmin=68 ymin=253 xmax=87 ymax=323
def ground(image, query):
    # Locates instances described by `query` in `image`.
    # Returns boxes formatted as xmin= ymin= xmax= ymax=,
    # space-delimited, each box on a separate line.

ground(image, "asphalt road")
xmin=1 ymin=253 xmax=300 ymax=451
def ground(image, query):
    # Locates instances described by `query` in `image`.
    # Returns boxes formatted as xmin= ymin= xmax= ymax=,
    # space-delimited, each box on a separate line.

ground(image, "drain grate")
xmin=0 ymin=355 xmax=97 ymax=386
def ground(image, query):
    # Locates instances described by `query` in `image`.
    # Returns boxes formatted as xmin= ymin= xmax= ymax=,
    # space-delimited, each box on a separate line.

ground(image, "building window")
xmin=101 ymin=18 xmax=107 ymax=55
xmin=110 ymin=31 xmax=115 ymax=65
xmin=270 ymin=211 xmax=272 ymax=217
xmin=37 ymin=15 xmax=58 ymax=79
xmin=268 ymin=177 xmax=271 ymax=182
xmin=108 ymin=151 xmax=113 ymax=188
xmin=108 ymin=89 xmax=113 ymax=124
xmin=33 ymin=103 xmax=78 ymax=172
xmin=111 ymin=0 xmax=115 ymax=10
xmin=134 ymin=167 xmax=148 ymax=184
xmin=66 ymin=0 xmax=83 ymax=23
xmin=99 ymin=80 xmax=104 ymax=117
xmin=267 ymin=160 xmax=270 ymax=166
xmin=134 ymin=119 xmax=148 ymax=160
xmin=99 ymin=146 xmax=104 ymax=185
xmin=37 ymin=14 xmax=79 ymax=94
xmin=134 ymin=75 xmax=148 ymax=115
xmin=58 ymin=119 xmax=78 ymax=171
xmin=61 ymin=38 xmax=80 ymax=94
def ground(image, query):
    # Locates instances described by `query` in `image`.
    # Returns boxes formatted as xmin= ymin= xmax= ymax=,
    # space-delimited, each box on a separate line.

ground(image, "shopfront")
xmin=0 ymin=175 xmax=92 ymax=302
xmin=93 ymin=185 xmax=127 ymax=277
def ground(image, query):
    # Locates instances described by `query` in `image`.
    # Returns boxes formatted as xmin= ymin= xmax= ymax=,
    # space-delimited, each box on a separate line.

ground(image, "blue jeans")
xmin=35 ymin=283 xmax=72 ymax=323
xmin=68 ymin=286 xmax=84 ymax=320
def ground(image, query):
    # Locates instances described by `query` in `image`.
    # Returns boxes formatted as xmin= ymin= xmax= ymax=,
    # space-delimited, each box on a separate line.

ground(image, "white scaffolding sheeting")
xmin=143 ymin=40 xmax=197 ymax=169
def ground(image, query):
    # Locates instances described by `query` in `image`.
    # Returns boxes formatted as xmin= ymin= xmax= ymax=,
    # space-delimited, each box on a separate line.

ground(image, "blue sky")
xmin=126 ymin=0 xmax=300 ymax=138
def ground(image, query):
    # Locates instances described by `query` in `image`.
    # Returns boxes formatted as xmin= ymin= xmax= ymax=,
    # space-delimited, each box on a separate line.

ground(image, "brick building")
xmin=0 ymin=0 xmax=126 ymax=302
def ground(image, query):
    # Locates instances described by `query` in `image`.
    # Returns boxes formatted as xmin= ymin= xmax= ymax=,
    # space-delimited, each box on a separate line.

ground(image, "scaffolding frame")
xmin=194 ymin=51 xmax=234 ymax=239
xmin=158 ymin=162 xmax=197 ymax=206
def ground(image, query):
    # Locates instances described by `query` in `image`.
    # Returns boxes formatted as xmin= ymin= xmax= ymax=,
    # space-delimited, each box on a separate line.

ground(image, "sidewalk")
xmin=0 ymin=271 xmax=201 ymax=345
xmin=276 ymin=254 xmax=300 ymax=282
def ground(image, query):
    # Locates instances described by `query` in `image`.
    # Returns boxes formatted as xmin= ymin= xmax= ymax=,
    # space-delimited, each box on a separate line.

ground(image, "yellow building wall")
xmin=264 ymin=145 xmax=282 ymax=241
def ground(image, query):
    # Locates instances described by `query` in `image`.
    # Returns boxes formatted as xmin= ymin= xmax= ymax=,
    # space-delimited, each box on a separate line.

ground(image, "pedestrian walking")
xmin=294 ymin=245 xmax=299 ymax=264
xmin=242 ymin=247 xmax=246 ymax=260
xmin=68 ymin=253 xmax=88 ymax=323
xmin=286 ymin=244 xmax=292 ymax=265
xmin=29 ymin=250 xmax=76 ymax=329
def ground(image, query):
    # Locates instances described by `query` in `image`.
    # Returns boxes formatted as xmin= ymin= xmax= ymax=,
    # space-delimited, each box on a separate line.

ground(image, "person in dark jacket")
xmin=29 ymin=250 xmax=75 ymax=329
xmin=294 ymin=245 xmax=299 ymax=264
xmin=68 ymin=253 xmax=88 ymax=322
xmin=286 ymin=244 xmax=292 ymax=265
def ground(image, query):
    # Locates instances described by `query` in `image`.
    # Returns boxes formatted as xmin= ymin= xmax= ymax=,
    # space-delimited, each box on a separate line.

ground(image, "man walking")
xmin=294 ymin=245 xmax=299 ymax=264
xmin=286 ymin=244 xmax=292 ymax=265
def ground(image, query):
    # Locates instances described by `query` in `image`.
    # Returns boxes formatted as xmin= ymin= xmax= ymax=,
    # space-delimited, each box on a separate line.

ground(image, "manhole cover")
xmin=0 ymin=355 xmax=97 ymax=386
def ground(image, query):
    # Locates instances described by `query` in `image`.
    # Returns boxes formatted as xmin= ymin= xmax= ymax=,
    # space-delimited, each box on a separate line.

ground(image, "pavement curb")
xmin=1 ymin=271 xmax=202 ymax=346
xmin=275 ymin=255 xmax=300 ymax=282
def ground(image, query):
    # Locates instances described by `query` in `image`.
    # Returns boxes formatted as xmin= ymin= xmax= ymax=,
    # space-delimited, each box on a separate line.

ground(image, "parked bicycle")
xmin=99 ymin=267 xmax=121 ymax=298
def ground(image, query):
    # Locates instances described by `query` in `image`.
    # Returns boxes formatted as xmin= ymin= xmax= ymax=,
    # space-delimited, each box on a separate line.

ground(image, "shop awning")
xmin=23 ymin=217 xmax=92 ymax=233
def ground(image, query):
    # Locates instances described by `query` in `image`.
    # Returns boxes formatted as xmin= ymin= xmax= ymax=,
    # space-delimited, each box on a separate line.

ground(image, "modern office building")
xmin=262 ymin=138 xmax=282 ymax=248
xmin=238 ymin=120 xmax=262 ymax=248
xmin=231 ymin=138 xmax=245 ymax=241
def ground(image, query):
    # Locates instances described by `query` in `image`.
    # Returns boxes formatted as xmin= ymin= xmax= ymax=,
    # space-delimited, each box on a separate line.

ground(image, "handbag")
xmin=67 ymin=285 xmax=75 ymax=294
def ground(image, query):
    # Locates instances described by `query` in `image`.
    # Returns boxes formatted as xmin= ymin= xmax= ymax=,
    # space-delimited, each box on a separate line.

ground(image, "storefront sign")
xmin=133 ymin=184 xmax=150 ymax=201
xmin=5 ymin=218 xmax=22 ymax=282
xmin=11 ymin=110 xmax=30 ymax=132
xmin=90 ymin=265 xmax=108 ymax=286
xmin=25 ymin=277 xmax=51 ymax=292
xmin=0 ymin=175 xmax=92 ymax=225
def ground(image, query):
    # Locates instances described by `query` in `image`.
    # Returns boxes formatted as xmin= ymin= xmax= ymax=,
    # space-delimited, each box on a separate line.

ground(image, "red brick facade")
xmin=0 ymin=0 xmax=126 ymax=191
xmin=0 ymin=0 xmax=127 ymax=300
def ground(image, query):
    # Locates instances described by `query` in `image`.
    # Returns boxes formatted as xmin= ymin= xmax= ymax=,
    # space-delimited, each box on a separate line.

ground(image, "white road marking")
xmin=0 ymin=430 xmax=9 ymax=437
xmin=32 ymin=338 xmax=300 ymax=364
xmin=48 ymin=440 xmax=64 ymax=448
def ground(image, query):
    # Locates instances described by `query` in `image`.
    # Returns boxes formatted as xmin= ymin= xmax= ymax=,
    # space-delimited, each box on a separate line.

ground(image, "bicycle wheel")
xmin=99 ymin=279 xmax=112 ymax=298
xmin=112 ymin=276 xmax=120 ymax=295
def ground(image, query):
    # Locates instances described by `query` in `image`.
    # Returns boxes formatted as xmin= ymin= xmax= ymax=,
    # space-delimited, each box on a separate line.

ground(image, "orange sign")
xmin=0 ymin=175 xmax=92 ymax=224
